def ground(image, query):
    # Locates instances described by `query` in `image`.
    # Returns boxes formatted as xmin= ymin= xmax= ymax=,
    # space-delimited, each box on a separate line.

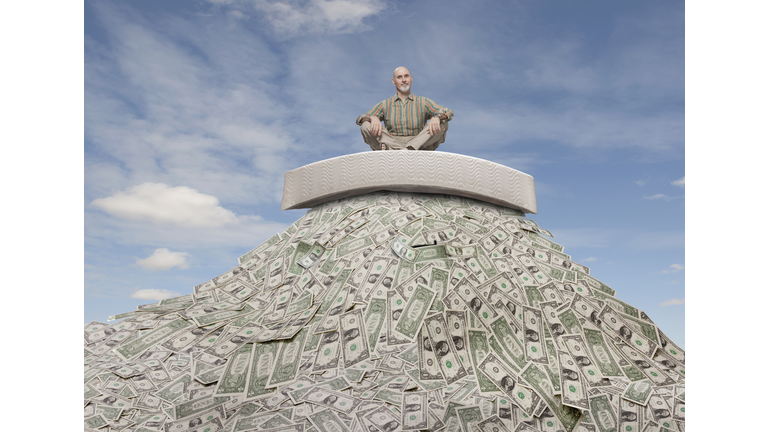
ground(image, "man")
xmin=357 ymin=66 xmax=453 ymax=151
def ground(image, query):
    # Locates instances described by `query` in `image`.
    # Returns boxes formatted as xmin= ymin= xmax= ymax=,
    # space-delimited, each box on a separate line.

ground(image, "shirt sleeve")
xmin=356 ymin=101 xmax=386 ymax=126
xmin=423 ymin=98 xmax=454 ymax=122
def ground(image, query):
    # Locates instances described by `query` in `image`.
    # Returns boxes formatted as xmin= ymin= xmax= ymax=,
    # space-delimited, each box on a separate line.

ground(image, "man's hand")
xmin=428 ymin=116 xmax=442 ymax=135
xmin=368 ymin=117 xmax=383 ymax=137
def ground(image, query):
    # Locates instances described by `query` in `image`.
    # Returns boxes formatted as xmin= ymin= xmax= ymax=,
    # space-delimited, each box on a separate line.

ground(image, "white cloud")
xmin=91 ymin=183 xmax=244 ymax=227
xmin=659 ymin=264 xmax=684 ymax=274
xmin=642 ymin=194 xmax=684 ymax=202
xmin=136 ymin=248 xmax=191 ymax=271
xmin=581 ymin=257 xmax=598 ymax=262
xmin=130 ymin=289 xmax=184 ymax=300
xmin=643 ymin=194 xmax=670 ymax=200
xmin=227 ymin=10 xmax=249 ymax=20
xmin=660 ymin=298 xmax=685 ymax=307
xmin=633 ymin=179 xmax=647 ymax=186
xmin=245 ymin=0 xmax=386 ymax=36
xmin=671 ymin=176 xmax=685 ymax=188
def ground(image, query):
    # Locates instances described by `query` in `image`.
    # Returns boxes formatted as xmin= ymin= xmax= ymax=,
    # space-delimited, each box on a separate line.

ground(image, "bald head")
xmin=392 ymin=67 xmax=413 ymax=96
xmin=393 ymin=66 xmax=411 ymax=78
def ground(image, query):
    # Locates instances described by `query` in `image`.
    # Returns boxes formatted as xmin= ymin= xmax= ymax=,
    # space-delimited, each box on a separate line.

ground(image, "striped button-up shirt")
xmin=356 ymin=93 xmax=454 ymax=137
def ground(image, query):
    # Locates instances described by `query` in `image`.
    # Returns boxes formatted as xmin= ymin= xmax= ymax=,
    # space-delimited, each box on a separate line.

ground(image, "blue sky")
xmin=84 ymin=0 xmax=685 ymax=346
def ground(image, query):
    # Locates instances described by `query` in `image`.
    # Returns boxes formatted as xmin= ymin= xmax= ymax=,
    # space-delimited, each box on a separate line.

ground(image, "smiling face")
xmin=392 ymin=67 xmax=413 ymax=94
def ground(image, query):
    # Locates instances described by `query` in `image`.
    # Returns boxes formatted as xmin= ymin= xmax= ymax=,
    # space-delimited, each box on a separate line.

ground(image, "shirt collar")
xmin=393 ymin=93 xmax=415 ymax=102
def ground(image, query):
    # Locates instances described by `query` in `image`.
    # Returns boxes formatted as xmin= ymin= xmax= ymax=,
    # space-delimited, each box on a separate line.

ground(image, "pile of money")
xmin=85 ymin=191 xmax=685 ymax=432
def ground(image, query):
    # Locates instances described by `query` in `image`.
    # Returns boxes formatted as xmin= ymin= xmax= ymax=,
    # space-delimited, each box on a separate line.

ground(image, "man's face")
xmin=392 ymin=68 xmax=413 ymax=93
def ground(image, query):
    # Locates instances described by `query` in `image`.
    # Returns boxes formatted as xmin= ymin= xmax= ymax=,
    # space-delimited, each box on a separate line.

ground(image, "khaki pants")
xmin=360 ymin=121 xmax=449 ymax=151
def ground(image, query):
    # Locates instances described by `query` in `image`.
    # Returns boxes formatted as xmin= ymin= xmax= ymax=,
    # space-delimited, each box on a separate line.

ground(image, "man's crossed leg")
xmin=360 ymin=121 xmax=449 ymax=151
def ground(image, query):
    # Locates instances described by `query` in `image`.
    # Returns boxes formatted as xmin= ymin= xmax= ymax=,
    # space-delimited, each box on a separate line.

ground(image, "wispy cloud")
xmin=551 ymin=228 xmax=683 ymax=251
xmin=136 ymin=248 xmax=191 ymax=271
xmin=658 ymin=264 xmax=684 ymax=274
xmin=643 ymin=194 xmax=668 ymax=200
xmin=581 ymin=257 xmax=598 ymax=262
xmin=671 ymin=176 xmax=685 ymax=188
xmin=130 ymin=289 xmax=184 ymax=301
xmin=86 ymin=1 xmax=297 ymax=206
xmin=642 ymin=193 xmax=683 ymax=201
xmin=212 ymin=0 xmax=387 ymax=36
xmin=660 ymin=298 xmax=684 ymax=307
xmin=634 ymin=179 xmax=647 ymax=186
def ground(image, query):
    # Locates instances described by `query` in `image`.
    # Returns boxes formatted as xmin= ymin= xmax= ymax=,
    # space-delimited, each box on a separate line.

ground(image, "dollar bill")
xmin=391 ymin=236 xmax=420 ymax=262
xmin=582 ymin=327 xmax=624 ymax=378
xmin=671 ymin=396 xmax=685 ymax=423
xmin=354 ymin=256 xmax=393 ymax=304
xmin=453 ymin=280 xmax=498 ymax=330
xmin=307 ymin=408 xmax=350 ymax=432
xmin=598 ymin=306 xmax=658 ymax=359
xmin=400 ymin=391 xmax=428 ymax=430
xmin=488 ymin=316 xmax=527 ymax=372
xmin=617 ymin=398 xmax=641 ymax=432
xmin=657 ymin=329 xmax=685 ymax=365
xmin=610 ymin=340 xmax=675 ymax=387
xmin=312 ymin=330 xmax=342 ymax=372
xmin=429 ymin=266 xmax=450 ymax=312
xmin=578 ymin=273 xmax=616 ymax=297
xmin=456 ymin=405 xmax=484 ymax=432
xmin=479 ymin=227 xmax=511 ymax=253
xmin=363 ymin=298 xmax=386 ymax=353
xmin=373 ymin=387 xmax=403 ymax=405
xmin=414 ymin=244 xmax=450 ymax=263
xmin=621 ymin=379 xmax=654 ymax=406
xmin=417 ymin=326 xmax=444 ymax=381
xmin=115 ymin=318 xmax=193 ymax=361
xmin=386 ymin=290 xmax=411 ymax=346
xmin=265 ymin=328 xmax=309 ymax=387
xmin=173 ymin=395 xmax=230 ymax=421
xmin=394 ymin=284 xmax=437 ymax=341
xmin=445 ymin=309 xmax=473 ymax=376
xmin=334 ymin=235 xmax=375 ymax=259
xmin=589 ymin=394 xmax=619 ymax=432
xmin=445 ymin=243 xmax=478 ymax=258
xmin=477 ymin=415 xmax=512 ymax=432
xmin=313 ymin=284 xmax=351 ymax=334
xmin=338 ymin=309 xmax=371 ymax=368
xmin=243 ymin=342 xmax=278 ymax=400
xmin=214 ymin=343 xmax=253 ymax=396
xmin=287 ymin=241 xmax=313 ymax=275
xmin=476 ymin=352 xmax=539 ymax=416
xmin=193 ymin=304 xmax=256 ymax=327
xmin=302 ymin=387 xmax=363 ymax=415
xmin=556 ymin=349 xmax=589 ymax=410
xmin=519 ymin=362 xmax=583 ymax=432
xmin=264 ymin=254 xmax=287 ymax=291
xmin=289 ymin=376 xmax=350 ymax=405
xmin=297 ymin=243 xmax=326 ymax=270
xmin=521 ymin=305 xmax=549 ymax=365
xmin=465 ymin=329 xmax=500 ymax=394
xmin=561 ymin=334 xmax=609 ymax=388
xmin=454 ymin=216 xmax=488 ymax=235
xmin=423 ymin=313 xmax=468 ymax=385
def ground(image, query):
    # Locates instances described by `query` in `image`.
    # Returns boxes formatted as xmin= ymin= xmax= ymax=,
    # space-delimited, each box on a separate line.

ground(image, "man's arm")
xmin=423 ymin=98 xmax=453 ymax=136
xmin=356 ymin=102 xmax=386 ymax=137
xmin=427 ymin=113 xmax=447 ymax=135
xmin=363 ymin=116 xmax=384 ymax=137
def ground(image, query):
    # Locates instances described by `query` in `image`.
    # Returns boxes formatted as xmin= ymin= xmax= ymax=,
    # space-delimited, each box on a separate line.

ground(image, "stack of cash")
xmin=85 ymin=191 xmax=685 ymax=432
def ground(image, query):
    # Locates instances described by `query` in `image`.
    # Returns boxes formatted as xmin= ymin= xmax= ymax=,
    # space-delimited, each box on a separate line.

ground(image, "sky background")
xmin=84 ymin=0 xmax=685 ymax=347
